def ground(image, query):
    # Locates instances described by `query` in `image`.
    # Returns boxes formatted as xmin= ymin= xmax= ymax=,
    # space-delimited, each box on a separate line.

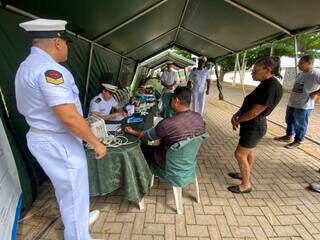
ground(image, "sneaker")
xmin=89 ymin=210 xmax=100 ymax=225
xmin=285 ymin=140 xmax=301 ymax=149
xmin=274 ymin=135 xmax=293 ymax=142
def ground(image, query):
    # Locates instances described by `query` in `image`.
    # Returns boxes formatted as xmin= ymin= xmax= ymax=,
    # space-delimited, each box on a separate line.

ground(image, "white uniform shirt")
xmin=188 ymin=68 xmax=211 ymax=93
xmin=160 ymin=71 xmax=176 ymax=93
xmin=89 ymin=94 xmax=118 ymax=116
xmin=15 ymin=47 xmax=83 ymax=133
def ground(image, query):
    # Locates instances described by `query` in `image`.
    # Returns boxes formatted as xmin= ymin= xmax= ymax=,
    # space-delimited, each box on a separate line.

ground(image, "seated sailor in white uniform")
xmin=89 ymin=84 xmax=127 ymax=121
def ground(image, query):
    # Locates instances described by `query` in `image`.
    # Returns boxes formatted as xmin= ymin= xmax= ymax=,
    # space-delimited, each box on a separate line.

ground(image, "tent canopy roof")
xmin=140 ymin=50 xmax=195 ymax=70
xmin=4 ymin=0 xmax=320 ymax=62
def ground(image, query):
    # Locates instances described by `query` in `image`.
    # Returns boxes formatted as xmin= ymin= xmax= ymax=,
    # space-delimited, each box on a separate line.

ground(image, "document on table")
xmin=106 ymin=123 xmax=122 ymax=132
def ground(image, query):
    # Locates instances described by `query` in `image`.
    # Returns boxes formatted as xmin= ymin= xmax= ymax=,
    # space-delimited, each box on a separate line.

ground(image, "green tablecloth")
xmin=86 ymin=105 xmax=157 ymax=203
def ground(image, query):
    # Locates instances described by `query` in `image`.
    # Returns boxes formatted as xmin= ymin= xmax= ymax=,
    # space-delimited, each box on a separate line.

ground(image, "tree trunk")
xmin=214 ymin=63 xmax=224 ymax=100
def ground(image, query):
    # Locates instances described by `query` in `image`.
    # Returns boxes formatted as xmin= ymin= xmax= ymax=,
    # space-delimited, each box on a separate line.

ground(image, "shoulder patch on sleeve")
xmin=45 ymin=70 xmax=64 ymax=85
xmin=95 ymin=98 xmax=102 ymax=103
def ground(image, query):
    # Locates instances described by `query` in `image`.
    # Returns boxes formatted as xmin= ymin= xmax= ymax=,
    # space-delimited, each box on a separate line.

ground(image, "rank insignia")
xmin=45 ymin=70 xmax=64 ymax=85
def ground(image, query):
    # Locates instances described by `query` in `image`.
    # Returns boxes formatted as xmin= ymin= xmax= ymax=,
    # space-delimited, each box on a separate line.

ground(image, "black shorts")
xmin=239 ymin=124 xmax=267 ymax=148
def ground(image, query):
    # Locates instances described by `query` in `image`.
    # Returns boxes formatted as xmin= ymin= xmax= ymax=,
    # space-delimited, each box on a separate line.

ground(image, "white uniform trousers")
xmin=192 ymin=91 xmax=206 ymax=115
xmin=27 ymin=130 xmax=91 ymax=240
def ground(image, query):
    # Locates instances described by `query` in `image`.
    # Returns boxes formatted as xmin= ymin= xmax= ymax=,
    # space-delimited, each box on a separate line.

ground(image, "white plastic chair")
xmin=150 ymin=175 xmax=200 ymax=214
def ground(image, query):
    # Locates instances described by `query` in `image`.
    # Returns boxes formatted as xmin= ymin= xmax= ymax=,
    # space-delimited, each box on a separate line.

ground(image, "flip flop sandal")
xmin=227 ymin=185 xmax=252 ymax=194
xmin=228 ymin=172 xmax=242 ymax=180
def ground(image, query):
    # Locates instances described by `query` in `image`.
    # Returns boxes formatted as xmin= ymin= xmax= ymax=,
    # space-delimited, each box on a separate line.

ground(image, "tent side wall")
xmin=0 ymin=9 xmax=43 ymax=209
xmin=130 ymin=65 xmax=150 ymax=92
xmin=84 ymin=45 xmax=121 ymax=113
xmin=0 ymin=8 xmax=137 ymax=210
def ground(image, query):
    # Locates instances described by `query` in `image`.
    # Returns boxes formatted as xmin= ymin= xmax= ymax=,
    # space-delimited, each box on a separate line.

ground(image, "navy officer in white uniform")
xmin=15 ymin=19 xmax=106 ymax=240
xmin=187 ymin=56 xmax=211 ymax=115
xmin=89 ymin=83 xmax=126 ymax=120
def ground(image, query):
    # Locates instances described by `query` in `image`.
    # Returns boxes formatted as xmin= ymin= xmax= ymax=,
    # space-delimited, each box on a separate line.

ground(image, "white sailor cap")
xmin=198 ymin=56 xmax=207 ymax=62
xmin=19 ymin=18 xmax=70 ymax=40
xmin=102 ymin=83 xmax=118 ymax=93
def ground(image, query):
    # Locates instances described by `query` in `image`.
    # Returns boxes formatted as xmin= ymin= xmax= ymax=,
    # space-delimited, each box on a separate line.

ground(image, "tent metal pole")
xmin=180 ymin=27 xmax=235 ymax=53
xmin=125 ymin=27 xmax=178 ymax=55
xmin=232 ymin=53 xmax=239 ymax=86
xmin=4 ymin=4 xmax=38 ymax=19
xmin=93 ymin=0 xmax=169 ymax=42
xmin=224 ymin=0 xmax=293 ymax=36
xmin=177 ymin=70 xmax=181 ymax=84
xmin=150 ymin=69 xmax=155 ymax=77
xmin=4 ymin=4 xmax=131 ymax=60
xmin=83 ymin=43 xmax=94 ymax=111
xmin=130 ymin=63 xmax=142 ymax=92
xmin=240 ymin=51 xmax=247 ymax=97
xmin=294 ymin=35 xmax=299 ymax=76
xmin=117 ymin=57 xmax=124 ymax=86
xmin=174 ymin=0 xmax=190 ymax=42
xmin=236 ymin=54 xmax=241 ymax=76
xmin=270 ymin=42 xmax=274 ymax=56
xmin=184 ymin=68 xmax=188 ymax=83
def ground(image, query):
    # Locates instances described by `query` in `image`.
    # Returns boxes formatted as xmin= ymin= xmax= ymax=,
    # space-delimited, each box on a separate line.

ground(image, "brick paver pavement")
xmin=17 ymin=88 xmax=320 ymax=240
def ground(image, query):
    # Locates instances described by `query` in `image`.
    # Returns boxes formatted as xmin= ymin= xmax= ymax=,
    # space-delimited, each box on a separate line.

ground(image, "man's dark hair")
xmin=172 ymin=86 xmax=191 ymax=106
xmin=300 ymin=55 xmax=314 ymax=63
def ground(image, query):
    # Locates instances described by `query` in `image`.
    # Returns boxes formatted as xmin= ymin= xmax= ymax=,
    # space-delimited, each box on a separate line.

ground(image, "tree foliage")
xmin=217 ymin=32 xmax=320 ymax=75
xmin=172 ymin=46 xmax=193 ymax=60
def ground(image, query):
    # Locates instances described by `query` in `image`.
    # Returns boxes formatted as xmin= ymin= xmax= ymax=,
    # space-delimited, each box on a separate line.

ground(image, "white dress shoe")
xmin=89 ymin=210 xmax=100 ymax=225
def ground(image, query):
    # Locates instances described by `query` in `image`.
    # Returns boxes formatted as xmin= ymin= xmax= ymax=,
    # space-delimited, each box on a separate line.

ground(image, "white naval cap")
xmin=19 ymin=18 xmax=69 ymax=40
xmin=102 ymin=83 xmax=118 ymax=93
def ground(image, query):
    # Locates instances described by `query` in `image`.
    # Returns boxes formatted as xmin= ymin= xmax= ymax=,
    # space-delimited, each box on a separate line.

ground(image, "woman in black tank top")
xmin=228 ymin=57 xmax=283 ymax=194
